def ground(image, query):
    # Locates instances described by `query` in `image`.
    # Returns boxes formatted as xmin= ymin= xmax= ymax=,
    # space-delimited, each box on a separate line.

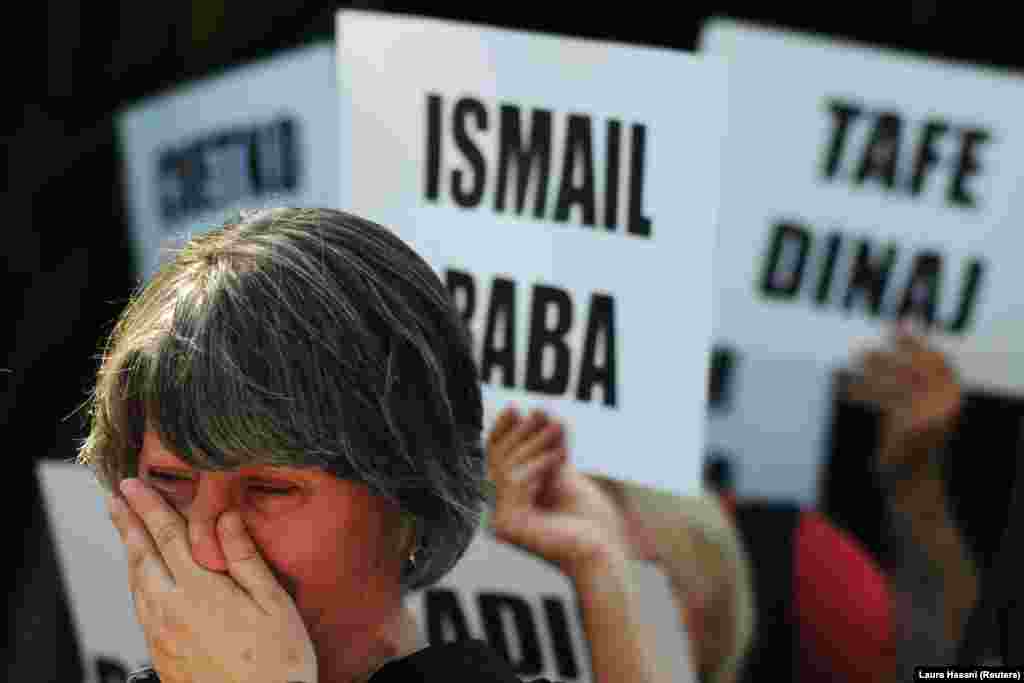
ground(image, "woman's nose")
xmin=189 ymin=515 xmax=229 ymax=572
xmin=186 ymin=478 xmax=235 ymax=572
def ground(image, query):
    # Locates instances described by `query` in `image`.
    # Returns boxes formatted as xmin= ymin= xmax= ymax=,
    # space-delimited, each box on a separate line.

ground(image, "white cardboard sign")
xmin=37 ymin=463 xmax=152 ymax=682
xmin=118 ymin=43 xmax=341 ymax=282
xmin=700 ymin=19 xmax=1024 ymax=501
xmin=407 ymin=530 xmax=696 ymax=683
xmin=336 ymin=10 xmax=728 ymax=496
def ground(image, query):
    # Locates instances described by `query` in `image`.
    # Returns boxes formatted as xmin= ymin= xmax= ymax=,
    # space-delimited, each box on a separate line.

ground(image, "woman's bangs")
xmin=139 ymin=291 xmax=289 ymax=471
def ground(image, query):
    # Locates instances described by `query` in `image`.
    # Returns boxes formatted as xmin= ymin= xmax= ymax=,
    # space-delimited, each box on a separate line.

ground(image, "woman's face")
xmin=136 ymin=429 xmax=409 ymax=673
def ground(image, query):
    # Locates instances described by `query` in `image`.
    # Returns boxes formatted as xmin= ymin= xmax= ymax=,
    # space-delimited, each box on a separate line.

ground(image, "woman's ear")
xmin=396 ymin=512 xmax=419 ymax=558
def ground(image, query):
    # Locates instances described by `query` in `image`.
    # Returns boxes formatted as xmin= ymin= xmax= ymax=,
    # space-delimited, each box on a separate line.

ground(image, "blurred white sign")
xmin=408 ymin=530 xmax=695 ymax=683
xmin=37 ymin=462 xmax=151 ymax=683
xmin=700 ymin=18 xmax=1024 ymax=501
xmin=117 ymin=43 xmax=341 ymax=282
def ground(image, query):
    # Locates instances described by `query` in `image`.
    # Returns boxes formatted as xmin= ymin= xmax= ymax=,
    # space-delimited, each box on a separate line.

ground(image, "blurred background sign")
xmin=408 ymin=530 xmax=696 ymax=683
xmin=118 ymin=43 xmax=340 ymax=282
xmin=699 ymin=18 xmax=1024 ymax=503
xmin=37 ymin=462 xmax=151 ymax=683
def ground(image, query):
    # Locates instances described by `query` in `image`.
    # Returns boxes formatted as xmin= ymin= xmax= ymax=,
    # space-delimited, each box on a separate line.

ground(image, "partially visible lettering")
xmin=158 ymin=118 xmax=300 ymax=226
xmin=759 ymin=219 xmax=985 ymax=334
xmin=821 ymin=99 xmax=992 ymax=210
xmin=446 ymin=268 xmax=618 ymax=407
xmin=424 ymin=588 xmax=581 ymax=680
xmin=425 ymin=94 xmax=652 ymax=237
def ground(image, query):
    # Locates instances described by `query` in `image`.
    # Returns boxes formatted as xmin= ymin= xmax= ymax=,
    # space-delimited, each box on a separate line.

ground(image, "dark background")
xmin=8 ymin=2 xmax=1023 ymax=680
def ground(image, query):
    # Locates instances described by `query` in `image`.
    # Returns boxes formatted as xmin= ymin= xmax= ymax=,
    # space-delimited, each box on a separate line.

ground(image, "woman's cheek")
xmin=246 ymin=515 xmax=315 ymax=577
xmin=246 ymin=491 xmax=307 ymax=517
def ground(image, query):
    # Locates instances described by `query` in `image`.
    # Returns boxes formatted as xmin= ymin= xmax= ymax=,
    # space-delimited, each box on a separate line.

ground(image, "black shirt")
xmin=127 ymin=640 xmax=554 ymax=683
xmin=371 ymin=640 xmax=552 ymax=682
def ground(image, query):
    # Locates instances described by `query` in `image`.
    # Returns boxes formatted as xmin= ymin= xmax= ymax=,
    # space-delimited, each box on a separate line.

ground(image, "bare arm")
xmin=849 ymin=330 xmax=979 ymax=647
xmin=487 ymin=407 xmax=688 ymax=683
xmin=572 ymin=551 xmax=666 ymax=683
xmin=607 ymin=481 xmax=750 ymax=683
xmin=879 ymin=437 xmax=978 ymax=647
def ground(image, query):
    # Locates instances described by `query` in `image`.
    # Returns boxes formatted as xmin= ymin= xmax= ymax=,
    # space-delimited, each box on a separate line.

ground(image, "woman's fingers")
xmin=860 ymin=350 xmax=915 ymax=379
xmin=119 ymin=478 xmax=200 ymax=584
xmin=217 ymin=511 xmax=294 ymax=615
xmin=108 ymin=490 xmax=175 ymax=595
xmin=509 ymin=420 xmax=564 ymax=469
xmin=494 ymin=444 xmax=567 ymax=513
xmin=491 ymin=447 xmax=567 ymax=540
xmin=108 ymin=478 xmax=318 ymax=683
xmin=490 ymin=416 xmax=565 ymax=500
xmin=487 ymin=409 xmax=548 ymax=475
xmin=487 ymin=405 xmax=521 ymax=452
xmin=508 ymin=446 xmax=567 ymax=497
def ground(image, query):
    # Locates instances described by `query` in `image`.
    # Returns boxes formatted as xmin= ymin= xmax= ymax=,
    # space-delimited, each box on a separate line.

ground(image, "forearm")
xmin=885 ymin=457 xmax=978 ymax=646
xmin=570 ymin=552 xmax=672 ymax=683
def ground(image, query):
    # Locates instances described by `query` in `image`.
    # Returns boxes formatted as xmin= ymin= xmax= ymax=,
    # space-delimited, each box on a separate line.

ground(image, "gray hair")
xmin=77 ymin=207 xmax=485 ymax=590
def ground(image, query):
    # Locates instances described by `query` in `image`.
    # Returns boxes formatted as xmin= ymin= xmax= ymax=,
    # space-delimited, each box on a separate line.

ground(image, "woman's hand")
xmin=488 ymin=407 xmax=689 ymax=683
xmin=486 ymin=406 xmax=632 ymax=581
xmin=107 ymin=478 xmax=317 ymax=683
xmin=848 ymin=327 xmax=962 ymax=472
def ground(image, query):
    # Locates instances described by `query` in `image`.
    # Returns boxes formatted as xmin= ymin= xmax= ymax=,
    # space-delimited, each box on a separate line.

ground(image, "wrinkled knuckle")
xmin=152 ymin=519 xmax=183 ymax=551
xmin=126 ymin=545 xmax=148 ymax=574
xmin=161 ymin=608 xmax=188 ymax=636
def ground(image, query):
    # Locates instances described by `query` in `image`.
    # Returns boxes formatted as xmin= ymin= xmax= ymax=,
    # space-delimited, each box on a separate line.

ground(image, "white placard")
xmin=117 ymin=43 xmax=340 ymax=282
xmin=407 ymin=530 xmax=696 ymax=683
xmin=700 ymin=19 xmax=1024 ymax=501
xmin=37 ymin=462 xmax=151 ymax=683
xmin=336 ymin=10 xmax=727 ymax=496
xmin=702 ymin=19 xmax=1024 ymax=370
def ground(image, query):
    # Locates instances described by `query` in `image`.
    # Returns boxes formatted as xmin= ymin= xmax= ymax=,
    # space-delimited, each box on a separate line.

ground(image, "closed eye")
xmin=248 ymin=482 xmax=297 ymax=496
xmin=143 ymin=470 xmax=297 ymax=497
xmin=146 ymin=469 xmax=195 ymax=483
